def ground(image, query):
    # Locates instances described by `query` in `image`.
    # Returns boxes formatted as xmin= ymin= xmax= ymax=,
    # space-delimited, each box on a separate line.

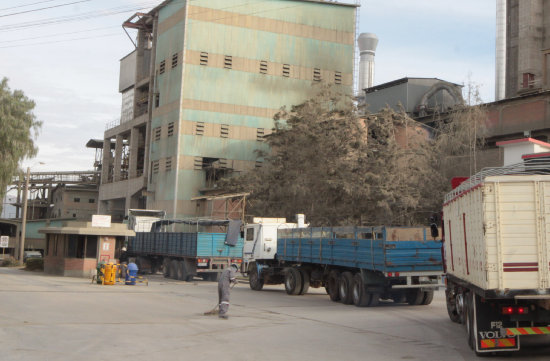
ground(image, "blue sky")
xmin=0 ymin=0 xmax=497 ymax=173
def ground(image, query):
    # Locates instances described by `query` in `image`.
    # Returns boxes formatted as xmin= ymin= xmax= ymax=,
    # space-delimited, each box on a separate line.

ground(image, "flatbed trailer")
xmin=128 ymin=219 xmax=243 ymax=281
xmin=244 ymin=217 xmax=443 ymax=307
xmin=443 ymin=163 xmax=550 ymax=355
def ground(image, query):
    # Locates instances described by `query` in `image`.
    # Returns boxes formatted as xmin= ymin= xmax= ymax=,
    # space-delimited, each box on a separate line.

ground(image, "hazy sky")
xmin=0 ymin=0 xmax=496 ymax=173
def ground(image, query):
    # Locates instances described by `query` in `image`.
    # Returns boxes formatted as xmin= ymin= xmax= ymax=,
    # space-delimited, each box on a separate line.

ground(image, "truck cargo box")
xmin=443 ymin=174 xmax=550 ymax=294
xmin=277 ymin=226 xmax=442 ymax=273
xmin=130 ymin=232 xmax=243 ymax=258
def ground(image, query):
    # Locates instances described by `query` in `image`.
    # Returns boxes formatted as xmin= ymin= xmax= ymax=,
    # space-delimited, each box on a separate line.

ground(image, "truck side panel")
xmin=277 ymin=226 xmax=442 ymax=273
xmin=197 ymin=233 xmax=242 ymax=258
xmin=444 ymin=175 xmax=550 ymax=293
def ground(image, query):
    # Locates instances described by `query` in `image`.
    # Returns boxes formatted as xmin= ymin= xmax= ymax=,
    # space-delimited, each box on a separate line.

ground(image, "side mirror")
xmin=430 ymin=224 xmax=439 ymax=238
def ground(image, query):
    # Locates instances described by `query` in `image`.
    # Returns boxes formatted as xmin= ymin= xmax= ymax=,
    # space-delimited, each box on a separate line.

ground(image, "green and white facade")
xmin=100 ymin=0 xmax=357 ymax=220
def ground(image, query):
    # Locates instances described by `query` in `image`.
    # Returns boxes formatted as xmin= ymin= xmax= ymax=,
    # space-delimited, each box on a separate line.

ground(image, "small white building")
xmin=496 ymin=138 xmax=550 ymax=166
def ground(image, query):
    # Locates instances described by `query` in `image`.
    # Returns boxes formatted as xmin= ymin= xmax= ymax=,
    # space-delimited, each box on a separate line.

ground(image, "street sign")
xmin=0 ymin=236 xmax=8 ymax=248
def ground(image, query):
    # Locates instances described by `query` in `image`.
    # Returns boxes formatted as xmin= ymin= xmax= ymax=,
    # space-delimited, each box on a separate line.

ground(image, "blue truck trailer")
xmin=128 ymin=219 xmax=244 ymax=281
xmin=243 ymin=216 xmax=443 ymax=306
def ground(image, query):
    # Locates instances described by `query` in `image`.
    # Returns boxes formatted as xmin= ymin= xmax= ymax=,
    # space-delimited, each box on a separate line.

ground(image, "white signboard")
xmin=92 ymin=215 xmax=111 ymax=228
xmin=0 ymin=236 xmax=8 ymax=248
xmin=102 ymin=242 xmax=110 ymax=251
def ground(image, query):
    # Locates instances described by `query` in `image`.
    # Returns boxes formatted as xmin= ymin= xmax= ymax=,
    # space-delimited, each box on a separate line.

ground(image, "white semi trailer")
xmin=443 ymin=164 xmax=550 ymax=355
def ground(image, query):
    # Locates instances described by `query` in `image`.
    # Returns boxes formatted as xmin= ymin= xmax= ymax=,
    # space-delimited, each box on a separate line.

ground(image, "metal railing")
xmin=105 ymin=118 xmax=121 ymax=131
xmin=444 ymin=159 xmax=550 ymax=203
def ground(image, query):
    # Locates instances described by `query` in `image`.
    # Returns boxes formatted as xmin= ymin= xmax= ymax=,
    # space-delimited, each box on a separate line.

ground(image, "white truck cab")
xmin=243 ymin=215 xmax=306 ymax=264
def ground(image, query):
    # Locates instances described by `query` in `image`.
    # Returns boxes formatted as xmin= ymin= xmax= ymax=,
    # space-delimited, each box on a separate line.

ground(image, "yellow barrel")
xmin=103 ymin=263 xmax=117 ymax=285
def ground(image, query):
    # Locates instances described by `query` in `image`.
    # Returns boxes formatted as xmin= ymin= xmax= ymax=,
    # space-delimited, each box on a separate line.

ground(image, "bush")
xmin=1 ymin=257 xmax=20 ymax=267
xmin=25 ymin=258 xmax=43 ymax=271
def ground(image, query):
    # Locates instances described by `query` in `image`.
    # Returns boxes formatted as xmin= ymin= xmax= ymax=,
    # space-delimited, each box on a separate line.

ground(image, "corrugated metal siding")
xmin=128 ymin=232 xmax=243 ymax=258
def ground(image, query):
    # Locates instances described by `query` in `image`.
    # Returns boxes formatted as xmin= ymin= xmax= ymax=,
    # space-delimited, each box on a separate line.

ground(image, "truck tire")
xmin=169 ymin=259 xmax=178 ymax=279
xmin=339 ymin=271 xmax=354 ymax=305
xmin=352 ymin=273 xmax=371 ymax=307
xmin=391 ymin=292 xmax=407 ymax=304
xmin=249 ymin=263 xmax=264 ymax=291
xmin=177 ymin=260 xmax=185 ymax=280
xmin=182 ymin=259 xmax=194 ymax=282
xmin=445 ymin=288 xmax=462 ymax=323
xmin=421 ymin=290 xmax=434 ymax=305
xmin=465 ymin=292 xmax=474 ymax=350
xmin=299 ymin=269 xmax=310 ymax=295
xmin=163 ymin=258 xmax=170 ymax=278
xmin=368 ymin=292 xmax=380 ymax=307
xmin=406 ymin=289 xmax=424 ymax=306
xmin=327 ymin=270 xmax=340 ymax=302
xmin=284 ymin=268 xmax=303 ymax=295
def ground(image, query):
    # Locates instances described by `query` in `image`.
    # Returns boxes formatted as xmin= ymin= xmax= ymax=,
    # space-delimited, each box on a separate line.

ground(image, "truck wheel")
xmin=182 ymin=260 xmax=194 ymax=282
xmin=339 ymin=272 xmax=354 ymax=304
xmin=169 ymin=259 xmax=178 ymax=279
xmin=163 ymin=258 xmax=170 ymax=278
xmin=406 ymin=289 xmax=424 ymax=305
xmin=352 ymin=273 xmax=371 ymax=307
xmin=299 ymin=269 xmax=310 ymax=295
xmin=465 ymin=292 xmax=474 ymax=350
xmin=391 ymin=292 xmax=407 ymax=303
xmin=177 ymin=260 xmax=185 ymax=280
xmin=445 ymin=288 xmax=461 ymax=323
xmin=284 ymin=268 xmax=303 ymax=295
xmin=328 ymin=270 xmax=340 ymax=302
xmin=421 ymin=290 xmax=434 ymax=305
xmin=249 ymin=264 xmax=264 ymax=291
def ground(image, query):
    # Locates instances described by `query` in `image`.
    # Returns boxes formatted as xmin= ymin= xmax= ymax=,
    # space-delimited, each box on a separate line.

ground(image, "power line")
xmin=0 ymin=0 xmax=58 ymax=12
xmin=0 ymin=32 xmax=120 ymax=49
xmin=0 ymin=25 xmax=119 ymax=44
xmin=0 ymin=0 xmax=93 ymax=18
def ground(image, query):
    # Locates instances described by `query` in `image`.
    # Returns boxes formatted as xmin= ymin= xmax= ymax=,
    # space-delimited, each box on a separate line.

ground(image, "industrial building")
xmin=99 ymin=0 xmax=358 ymax=221
xmin=496 ymin=0 xmax=550 ymax=100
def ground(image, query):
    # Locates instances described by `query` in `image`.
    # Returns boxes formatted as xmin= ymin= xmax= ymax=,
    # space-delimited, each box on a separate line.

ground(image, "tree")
xmin=0 ymin=78 xmax=41 ymax=212
xmin=222 ymin=84 xmax=487 ymax=226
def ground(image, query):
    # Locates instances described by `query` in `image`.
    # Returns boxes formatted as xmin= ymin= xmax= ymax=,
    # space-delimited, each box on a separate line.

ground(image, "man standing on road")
xmin=218 ymin=264 xmax=239 ymax=319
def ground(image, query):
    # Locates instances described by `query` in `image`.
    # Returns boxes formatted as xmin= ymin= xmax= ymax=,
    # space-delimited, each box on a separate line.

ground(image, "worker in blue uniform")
xmin=218 ymin=264 xmax=239 ymax=319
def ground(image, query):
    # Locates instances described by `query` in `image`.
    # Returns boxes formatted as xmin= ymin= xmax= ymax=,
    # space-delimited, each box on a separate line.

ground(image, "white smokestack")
xmin=495 ymin=0 xmax=506 ymax=101
xmin=357 ymin=33 xmax=379 ymax=92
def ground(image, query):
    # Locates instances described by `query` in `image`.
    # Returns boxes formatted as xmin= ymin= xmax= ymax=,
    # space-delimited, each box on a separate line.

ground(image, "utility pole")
xmin=19 ymin=167 xmax=30 ymax=262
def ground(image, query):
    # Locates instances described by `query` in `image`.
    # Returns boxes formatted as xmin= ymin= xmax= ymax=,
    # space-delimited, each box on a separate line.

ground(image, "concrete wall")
xmin=147 ymin=0 xmax=356 ymax=218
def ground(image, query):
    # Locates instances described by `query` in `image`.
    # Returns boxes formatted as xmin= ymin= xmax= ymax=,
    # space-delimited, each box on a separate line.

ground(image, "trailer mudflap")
xmin=473 ymin=294 xmax=520 ymax=352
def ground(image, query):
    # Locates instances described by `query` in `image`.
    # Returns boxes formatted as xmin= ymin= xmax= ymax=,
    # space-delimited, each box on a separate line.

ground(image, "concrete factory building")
xmin=99 ymin=0 xmax=357 ymax=220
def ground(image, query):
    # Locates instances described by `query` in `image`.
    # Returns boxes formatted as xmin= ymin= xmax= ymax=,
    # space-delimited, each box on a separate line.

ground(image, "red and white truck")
xmin=443 ymin=163 xmax=550 ymax=355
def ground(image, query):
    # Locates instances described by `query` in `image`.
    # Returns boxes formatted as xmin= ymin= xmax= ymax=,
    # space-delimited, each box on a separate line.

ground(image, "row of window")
xmin=151 ymin=157 xmax=263 ymax=175
xmin=45 ymin=234 xmax=97 ymax=259
xmin=153 ymin=122 xmax=175 ymax=141
xmin=157 ymin=51 xmax=343 ymax=84
xmin=151 ymin=158 xmax=173 ymax=174
xmin=73 ymin=197 xmax=95 ymax=204
xmin=152 ymin=122 xmax=265 ymax=141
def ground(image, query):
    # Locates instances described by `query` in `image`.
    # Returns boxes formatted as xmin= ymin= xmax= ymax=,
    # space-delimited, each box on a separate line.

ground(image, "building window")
xmin=224 ymin=55 xmax=232 ymax=69
xmin=260 ymin=60 xmax=268 ymax=74
xmin=154 ymin=127 xmax=161 ymax=141
xmin=172 ymin=53 xmax=178 ymax=68
xmin=257 ymin=128 xmax=265 ymax=141
xmin=334 ymin=71 xmax=342 ymax=85
xmin=74 ymin=197 xmax=80 ymax=203
xmin=195 ymin=122 xmax=205 ymax=136
xmin=282 ymin=64 xmax=290 ymax=77
xmin=194 ymin=157 xmax=203 ymax=170
xmin=167 ymin=122 xmax=174 ymax=137
xmin=313 ymin=68 xmax=321 ymax=82
xmin=159 ymin=60 xmax=166 ymax=74
xmin=152 ymin=160 xmax=160 ymax=174
xmin=200 ymin=52 xmax=208 ymax=66
xmin=73 ymin=214 xmax=76 ymax=218
xmin=165 ymin=158 xmax=172 ymax=172
xmin=255 ymin=161 xmax=263 ymax=168
xmin=155 ymin=93 xmax=160 ymax=108
xmin=88 ymin=199 xmax=95 ymax=204
xmin=221 ymin=124 xmax=229 ymax=138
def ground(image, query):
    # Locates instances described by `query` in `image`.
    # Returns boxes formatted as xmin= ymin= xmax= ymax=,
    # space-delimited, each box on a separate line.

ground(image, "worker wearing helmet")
xmin=218 ymin=264 xmax=239 ymax=319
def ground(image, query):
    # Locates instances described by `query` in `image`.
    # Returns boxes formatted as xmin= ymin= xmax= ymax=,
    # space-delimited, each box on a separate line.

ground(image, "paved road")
xmin=1 ymin=267 xmax=549 ymax=361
